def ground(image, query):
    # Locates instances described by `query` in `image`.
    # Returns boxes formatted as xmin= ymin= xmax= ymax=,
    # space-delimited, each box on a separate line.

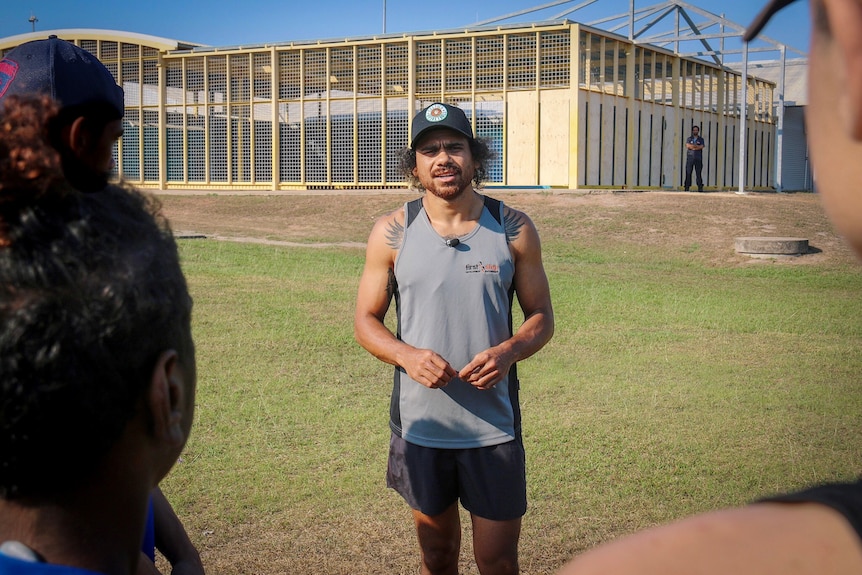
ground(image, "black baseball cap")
xmin=0 ymin=35 xmax=124 ymax=119
xmin=410 ymin=102 xmax=474 ymax=148
xmin=744 ymin=0 xmax=800 ymax=42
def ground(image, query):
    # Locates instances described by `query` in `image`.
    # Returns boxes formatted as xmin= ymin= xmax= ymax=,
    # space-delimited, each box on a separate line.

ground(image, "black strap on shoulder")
xmin=483 ymin=195 xmax=503 ymax=226
xmin=405 ymin=198 xmax=423 ymax=229
xmin=408 ymin=196 xmax=503 ymax=230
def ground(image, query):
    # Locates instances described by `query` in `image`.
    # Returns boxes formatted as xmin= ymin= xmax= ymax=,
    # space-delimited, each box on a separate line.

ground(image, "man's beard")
xmin=424 ymin=167 xmax=473 ymax=200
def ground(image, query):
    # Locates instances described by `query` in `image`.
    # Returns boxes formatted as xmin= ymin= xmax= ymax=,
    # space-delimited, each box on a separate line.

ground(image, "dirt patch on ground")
xmin=157 ymin=188 xmax=856 ymax=267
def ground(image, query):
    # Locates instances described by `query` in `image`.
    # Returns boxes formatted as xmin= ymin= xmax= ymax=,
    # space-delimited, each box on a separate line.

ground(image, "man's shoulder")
xmin=368 ymin=205 xmax=408 ymax=252
xmin=496 ymin=202 xmax=539 ymax=247
xmin=378 ymin=202 xmax=408 ymax=223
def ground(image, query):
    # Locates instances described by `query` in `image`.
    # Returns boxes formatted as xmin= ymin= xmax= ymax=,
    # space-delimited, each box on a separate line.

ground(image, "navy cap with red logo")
xmin=0 ymin=35 xmax=124 ymax=119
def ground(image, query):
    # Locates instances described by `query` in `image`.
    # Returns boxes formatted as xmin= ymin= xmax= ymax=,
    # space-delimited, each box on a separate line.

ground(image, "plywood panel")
xmin=633 ymin=104 xmax=643 ymax=186
xmin=506 ymin=91 xmax=538 ymax=186
xmin=661 ymin=107 xmax=677 ymax=188
xmin=584 ymin=92 xmax=601 ymax=186
xmin=599 ymin=96 xmax=615 ymax=186
xmin=577 ymin=91 xmax=588 ymax=187
xmin=642 ymin=104 xmax=662 ymax=187
xmin=612 ymin=97 xmax=626 ymax=187
xmin=539 ymin=89 xmax=570 ymax=186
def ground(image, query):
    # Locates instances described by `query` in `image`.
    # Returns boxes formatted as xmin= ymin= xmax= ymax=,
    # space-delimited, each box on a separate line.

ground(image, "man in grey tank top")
xmin=355 ymin=102 xmax=554 ymax=575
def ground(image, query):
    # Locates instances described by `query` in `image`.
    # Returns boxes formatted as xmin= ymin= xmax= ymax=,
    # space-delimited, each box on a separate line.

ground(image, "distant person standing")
xmin=684 ymin=125 xmax=705 ymax=192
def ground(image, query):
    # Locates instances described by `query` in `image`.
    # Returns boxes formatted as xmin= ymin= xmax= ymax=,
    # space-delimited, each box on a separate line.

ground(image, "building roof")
xmin=726 ymin=58 xmax=808 ymax=106
xmin=0 ymin=28 xmax=203 ymax=52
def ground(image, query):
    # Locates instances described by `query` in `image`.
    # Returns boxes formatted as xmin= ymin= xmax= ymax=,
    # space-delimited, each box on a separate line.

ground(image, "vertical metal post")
xmin=716 ymin=67 xmax=725 ymax=190
xmin=534 ymin=31 xmax=540 ymax=186
xmin=271 ymin=46 xmax=280 ymax=191
xmin=737 ymin=43 xmax=748 ymax=194
xmin=775 ymin=44 xmax=786 ymax=192
xmin=158 ymin=53 xmax=167 ymax=188
xmin=626 ymin=42 xmax=636 ymax=188
xmin=380 ymin=44 xmax=387 ymax=186
xmin=570 ymin=24 xmax=581 ymax=190
xmin=671 ymin=55 xmax=681 ymax=188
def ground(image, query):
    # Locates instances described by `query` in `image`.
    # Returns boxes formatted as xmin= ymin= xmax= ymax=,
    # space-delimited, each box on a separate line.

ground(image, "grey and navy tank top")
xmin=390 ymin=195 xmax=520 ymax=449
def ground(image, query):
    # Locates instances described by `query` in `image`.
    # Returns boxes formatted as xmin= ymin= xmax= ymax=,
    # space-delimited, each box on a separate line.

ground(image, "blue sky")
xmin=4 ymin=0 xmax=809 ymax=60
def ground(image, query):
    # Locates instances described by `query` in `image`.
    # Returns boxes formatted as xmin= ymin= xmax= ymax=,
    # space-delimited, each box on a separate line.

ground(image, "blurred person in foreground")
xmin=0 ymin=95 xmax=196 ymax=575
xmin=0 ymin=37 xmax=205 ymax=575
xmin=0 ymin=35 xmax=124 ymax=193
xmin=558 ymin=0 xmax=862 ymax=572
xmin=354 ymin=102 xmax=554 ymax=574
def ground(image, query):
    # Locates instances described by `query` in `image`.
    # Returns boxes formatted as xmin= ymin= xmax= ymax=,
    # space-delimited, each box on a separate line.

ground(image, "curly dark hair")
xmin=0 ymin=95 xmax=194 ymax=500
xmin=397 ymin=136 xmax=496 ymax=191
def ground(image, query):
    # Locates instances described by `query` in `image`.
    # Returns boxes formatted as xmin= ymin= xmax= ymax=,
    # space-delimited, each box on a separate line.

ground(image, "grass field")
xmin=156 ymin=190 xmax=862 ymax=574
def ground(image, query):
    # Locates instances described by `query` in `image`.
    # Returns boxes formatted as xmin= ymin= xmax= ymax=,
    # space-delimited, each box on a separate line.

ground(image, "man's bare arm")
xmin=354 ymin=210 xmax=457 ymax=388
xmin=558 ymin=502 xmax=862 ymax=575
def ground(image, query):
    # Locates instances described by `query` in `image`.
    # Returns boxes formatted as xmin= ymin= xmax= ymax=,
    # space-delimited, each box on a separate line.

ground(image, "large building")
xmin=0 ymin=20 xmax=777 ymax=192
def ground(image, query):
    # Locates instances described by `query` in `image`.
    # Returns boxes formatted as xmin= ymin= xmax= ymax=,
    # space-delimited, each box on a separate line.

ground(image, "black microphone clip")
xmin=445 ymin=238 xmax=460 ymax=248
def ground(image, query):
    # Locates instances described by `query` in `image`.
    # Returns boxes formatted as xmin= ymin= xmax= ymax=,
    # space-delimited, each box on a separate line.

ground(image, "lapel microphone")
xmin=445 ymin=238 xmax=460 ymax=248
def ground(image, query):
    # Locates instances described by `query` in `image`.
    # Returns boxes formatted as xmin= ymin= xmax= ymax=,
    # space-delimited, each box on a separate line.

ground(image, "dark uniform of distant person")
xmin=684 ymin=125 xmax=705 ymax=192
xmin=0 ymin=37 xmax=204 ymax=575
xmin=557 ymin=0 xmax=862 ymax=573
xmin=354 ymin=103 xmax=554 ymax=575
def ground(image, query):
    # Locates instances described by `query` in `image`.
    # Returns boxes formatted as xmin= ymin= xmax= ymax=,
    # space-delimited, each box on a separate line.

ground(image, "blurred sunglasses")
xmin=744 ymin=0 xmax=802 ymax=41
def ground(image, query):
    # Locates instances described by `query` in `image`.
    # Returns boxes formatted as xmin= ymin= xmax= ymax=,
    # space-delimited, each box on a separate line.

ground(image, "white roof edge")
xmin=0 ymin=28 xmax=205 ymax=52
xmin=727 ymin=58 xmax=808 ymax=68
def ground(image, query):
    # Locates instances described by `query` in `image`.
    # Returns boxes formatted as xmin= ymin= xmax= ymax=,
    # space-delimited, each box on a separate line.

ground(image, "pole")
xmin=775 ymin=45 xmax=786 ymax=192
xmin=737 ymin=42 xmax=748 ymax=195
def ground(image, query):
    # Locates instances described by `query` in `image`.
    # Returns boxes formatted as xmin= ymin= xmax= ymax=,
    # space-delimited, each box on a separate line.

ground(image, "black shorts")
xmin=386 ymin=432 xmax=527 ymax=521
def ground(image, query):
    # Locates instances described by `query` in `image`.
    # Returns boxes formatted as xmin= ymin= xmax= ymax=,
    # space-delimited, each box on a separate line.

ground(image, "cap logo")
xmin=0 ymin=58 xmax=19 ymax=99
xmin=426 ymin=103 xmax=448 ymax=123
